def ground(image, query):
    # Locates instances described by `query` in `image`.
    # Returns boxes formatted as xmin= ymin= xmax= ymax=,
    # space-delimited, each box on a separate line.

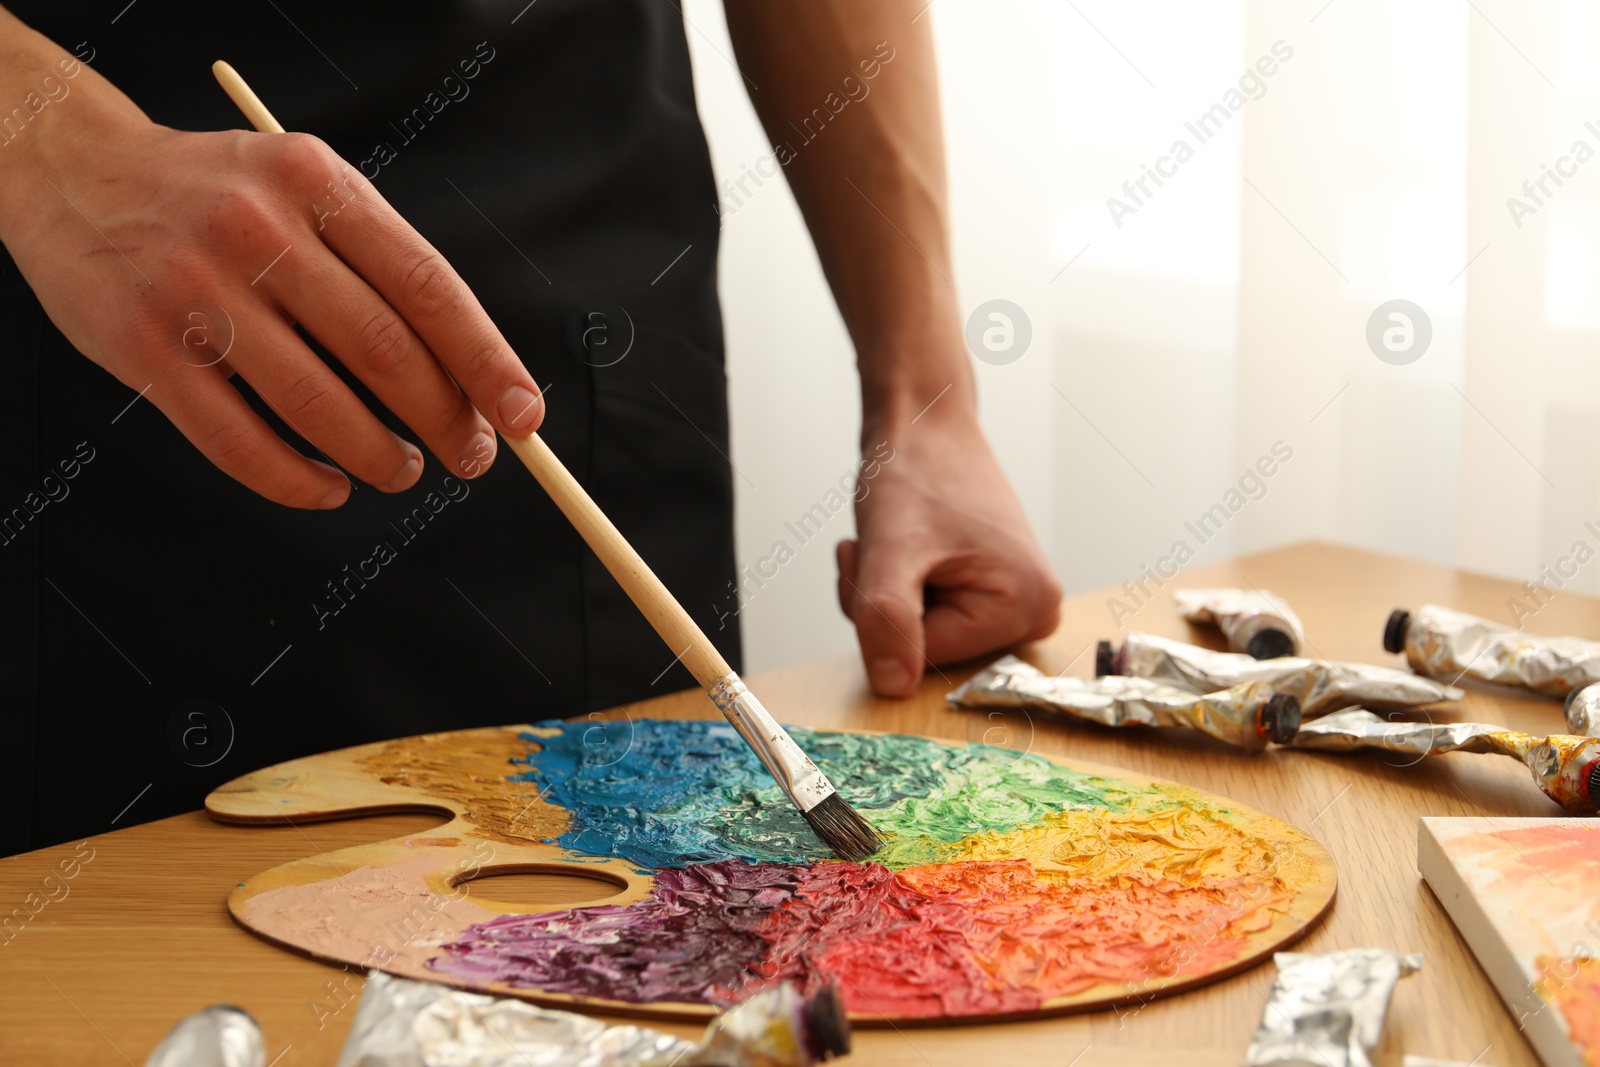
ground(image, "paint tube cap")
xmin=1095 ymin=640 xmax=1115 ymax=677
xmin=1566 ymin=681 xmax=1597 ymax=718
xmin=801 ymin=982 xmax=852 ymax=1058
xmin=1246 ymin=629 xmax=1295 ymax=660
xmin=1261 ymin=692 xmax=1302 ymax=744
xmin=1586 ymin=759 xmax=1600 ymax=810
xmin=1382 ymin=609 xmax=1411 ymax=654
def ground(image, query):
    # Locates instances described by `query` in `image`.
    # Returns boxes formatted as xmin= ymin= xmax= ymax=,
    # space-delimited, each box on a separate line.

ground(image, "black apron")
xmin=0 ymin=1 xmax=739 ymax=856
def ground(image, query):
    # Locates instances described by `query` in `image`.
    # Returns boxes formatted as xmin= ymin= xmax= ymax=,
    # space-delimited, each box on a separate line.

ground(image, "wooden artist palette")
xmin=208 ymin=718 xmax=1336 ymax=1024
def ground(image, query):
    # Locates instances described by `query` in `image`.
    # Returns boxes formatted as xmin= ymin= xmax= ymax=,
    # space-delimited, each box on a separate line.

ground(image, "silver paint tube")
xmin=1384 ymin=604 xmax=1600 ymax=698
xmin=336 ymin=971 xmax=848 ymax=1067
xmin=1244 ymin=949 xmax=1422 ymax=1067
xmin=1102 ymin=630 xmax=1462 ymax=718
xmin=143 ymin=1006 xmax=264 ymax=1067
xmin=1567 ymin=681 xmax=1600 ymax=736
xmin=1173 ymin=587 xmax=1305 ymax=659
xmin=1292 ymin=708 xmax=1600 ymax=815
xmin=947 ymin=654 xmax=1300 ymax=751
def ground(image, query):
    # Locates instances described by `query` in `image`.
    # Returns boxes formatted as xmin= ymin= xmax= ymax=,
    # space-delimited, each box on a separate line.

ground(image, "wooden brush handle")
xmin=502 ymin=433 xmax=732 ymax=689
xmin=212 ymin=60 xmax=733 ymax=693
xmin=212 ymin=61 xmax=286 ymax=134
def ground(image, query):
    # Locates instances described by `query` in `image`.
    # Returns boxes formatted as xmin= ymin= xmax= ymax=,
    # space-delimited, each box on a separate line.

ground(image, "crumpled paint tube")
xmin=1099 ymin=630 xmax=1462 ymax=719
xmin=1567 ymin=681 xmax=1600 ymax=737
xmin=143 ymin=1006 xmax=263 ymax=1067
xmin=1384 ymin=604 xmax=1600 ymax=698
xmin=1174 ymin=587 xmax=1306 ymax=659
xmin=1291 ymin=708 xmax=1600 ymax=816
xmin=335 ymin=971 xmax=848 ymax=1067
xmin=946 ymin=654 xmax=1300 ymax=752
xmin=1244 ymin=949 xmax=1422 ymax=1067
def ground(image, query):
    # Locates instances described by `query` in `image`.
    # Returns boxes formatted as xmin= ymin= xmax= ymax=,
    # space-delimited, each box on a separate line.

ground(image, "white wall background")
xmin=682 ymin=0 xmax=1600 ymax=673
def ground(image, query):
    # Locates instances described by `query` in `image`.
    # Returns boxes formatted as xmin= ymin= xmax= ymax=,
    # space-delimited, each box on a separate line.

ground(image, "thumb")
xmin=836 ymin=537 xmax=926 ymax=697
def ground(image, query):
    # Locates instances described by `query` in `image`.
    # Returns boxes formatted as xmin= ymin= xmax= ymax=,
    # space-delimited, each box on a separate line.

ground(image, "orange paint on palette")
xmin=757 ymin=800 xmax=1311 ymax=1014
xmin=900 ymin=863 xmax=1291 ymax=994
xmin=745 ymin=852 xmax=1295 ymax=1017
xmin=732 ymin=809 xmax=1305 ymax=1017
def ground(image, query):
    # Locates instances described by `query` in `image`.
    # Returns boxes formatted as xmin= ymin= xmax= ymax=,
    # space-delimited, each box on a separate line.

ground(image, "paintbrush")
xmin=212 ymin=61 xmax=883 ymax=862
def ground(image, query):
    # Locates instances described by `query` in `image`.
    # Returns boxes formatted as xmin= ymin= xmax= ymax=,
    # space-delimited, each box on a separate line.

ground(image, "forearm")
xmin=0 ymin=9 xmax=142 ymax=242
xmin=722 ymin=0 xmax=972 ymax=434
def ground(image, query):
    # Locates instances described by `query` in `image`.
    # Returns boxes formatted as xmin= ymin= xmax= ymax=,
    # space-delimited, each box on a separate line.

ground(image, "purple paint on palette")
xmin=428 ymin=860 xmax=808 ymax=1003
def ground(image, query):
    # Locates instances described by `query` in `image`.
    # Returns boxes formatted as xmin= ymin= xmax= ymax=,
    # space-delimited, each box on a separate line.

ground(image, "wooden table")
xmin=2 ymin=541 xmax=1589 ymax=1066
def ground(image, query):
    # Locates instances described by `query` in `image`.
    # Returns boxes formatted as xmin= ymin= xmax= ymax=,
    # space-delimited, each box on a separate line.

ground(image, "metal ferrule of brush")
xmin=710 ymin=673 xmax=836 ymax=813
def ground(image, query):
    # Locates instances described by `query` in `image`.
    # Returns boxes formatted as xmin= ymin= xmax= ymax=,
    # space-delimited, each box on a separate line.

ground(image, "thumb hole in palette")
xmin=452 ymin=864 xmax=630 ymax=910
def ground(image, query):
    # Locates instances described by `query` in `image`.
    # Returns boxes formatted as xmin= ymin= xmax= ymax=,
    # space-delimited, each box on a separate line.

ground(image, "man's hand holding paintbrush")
xmin=0 ymin=7 xmax=542 ymax=508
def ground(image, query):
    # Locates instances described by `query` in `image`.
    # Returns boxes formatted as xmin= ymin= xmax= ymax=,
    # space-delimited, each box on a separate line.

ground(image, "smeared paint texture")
xmin=1538 ymin=955 xmax=1600 ymax=1065
xmin=433 ymin=860 xmax=807 ymax=1004
xmin=356 ymin=729 xmax=567 ymax=846
xmin=426 ymin=719 xmax=1318 ymax=1017
xmin=513 ymin=718 xmax=1138 ymax=870
xmin=1448 ymin=824 xmax=1600 ymax=1064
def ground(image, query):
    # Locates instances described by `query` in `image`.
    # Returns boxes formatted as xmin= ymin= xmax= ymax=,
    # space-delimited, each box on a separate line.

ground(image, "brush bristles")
xmin=802 ymin=793 xmax=884 ymax=862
